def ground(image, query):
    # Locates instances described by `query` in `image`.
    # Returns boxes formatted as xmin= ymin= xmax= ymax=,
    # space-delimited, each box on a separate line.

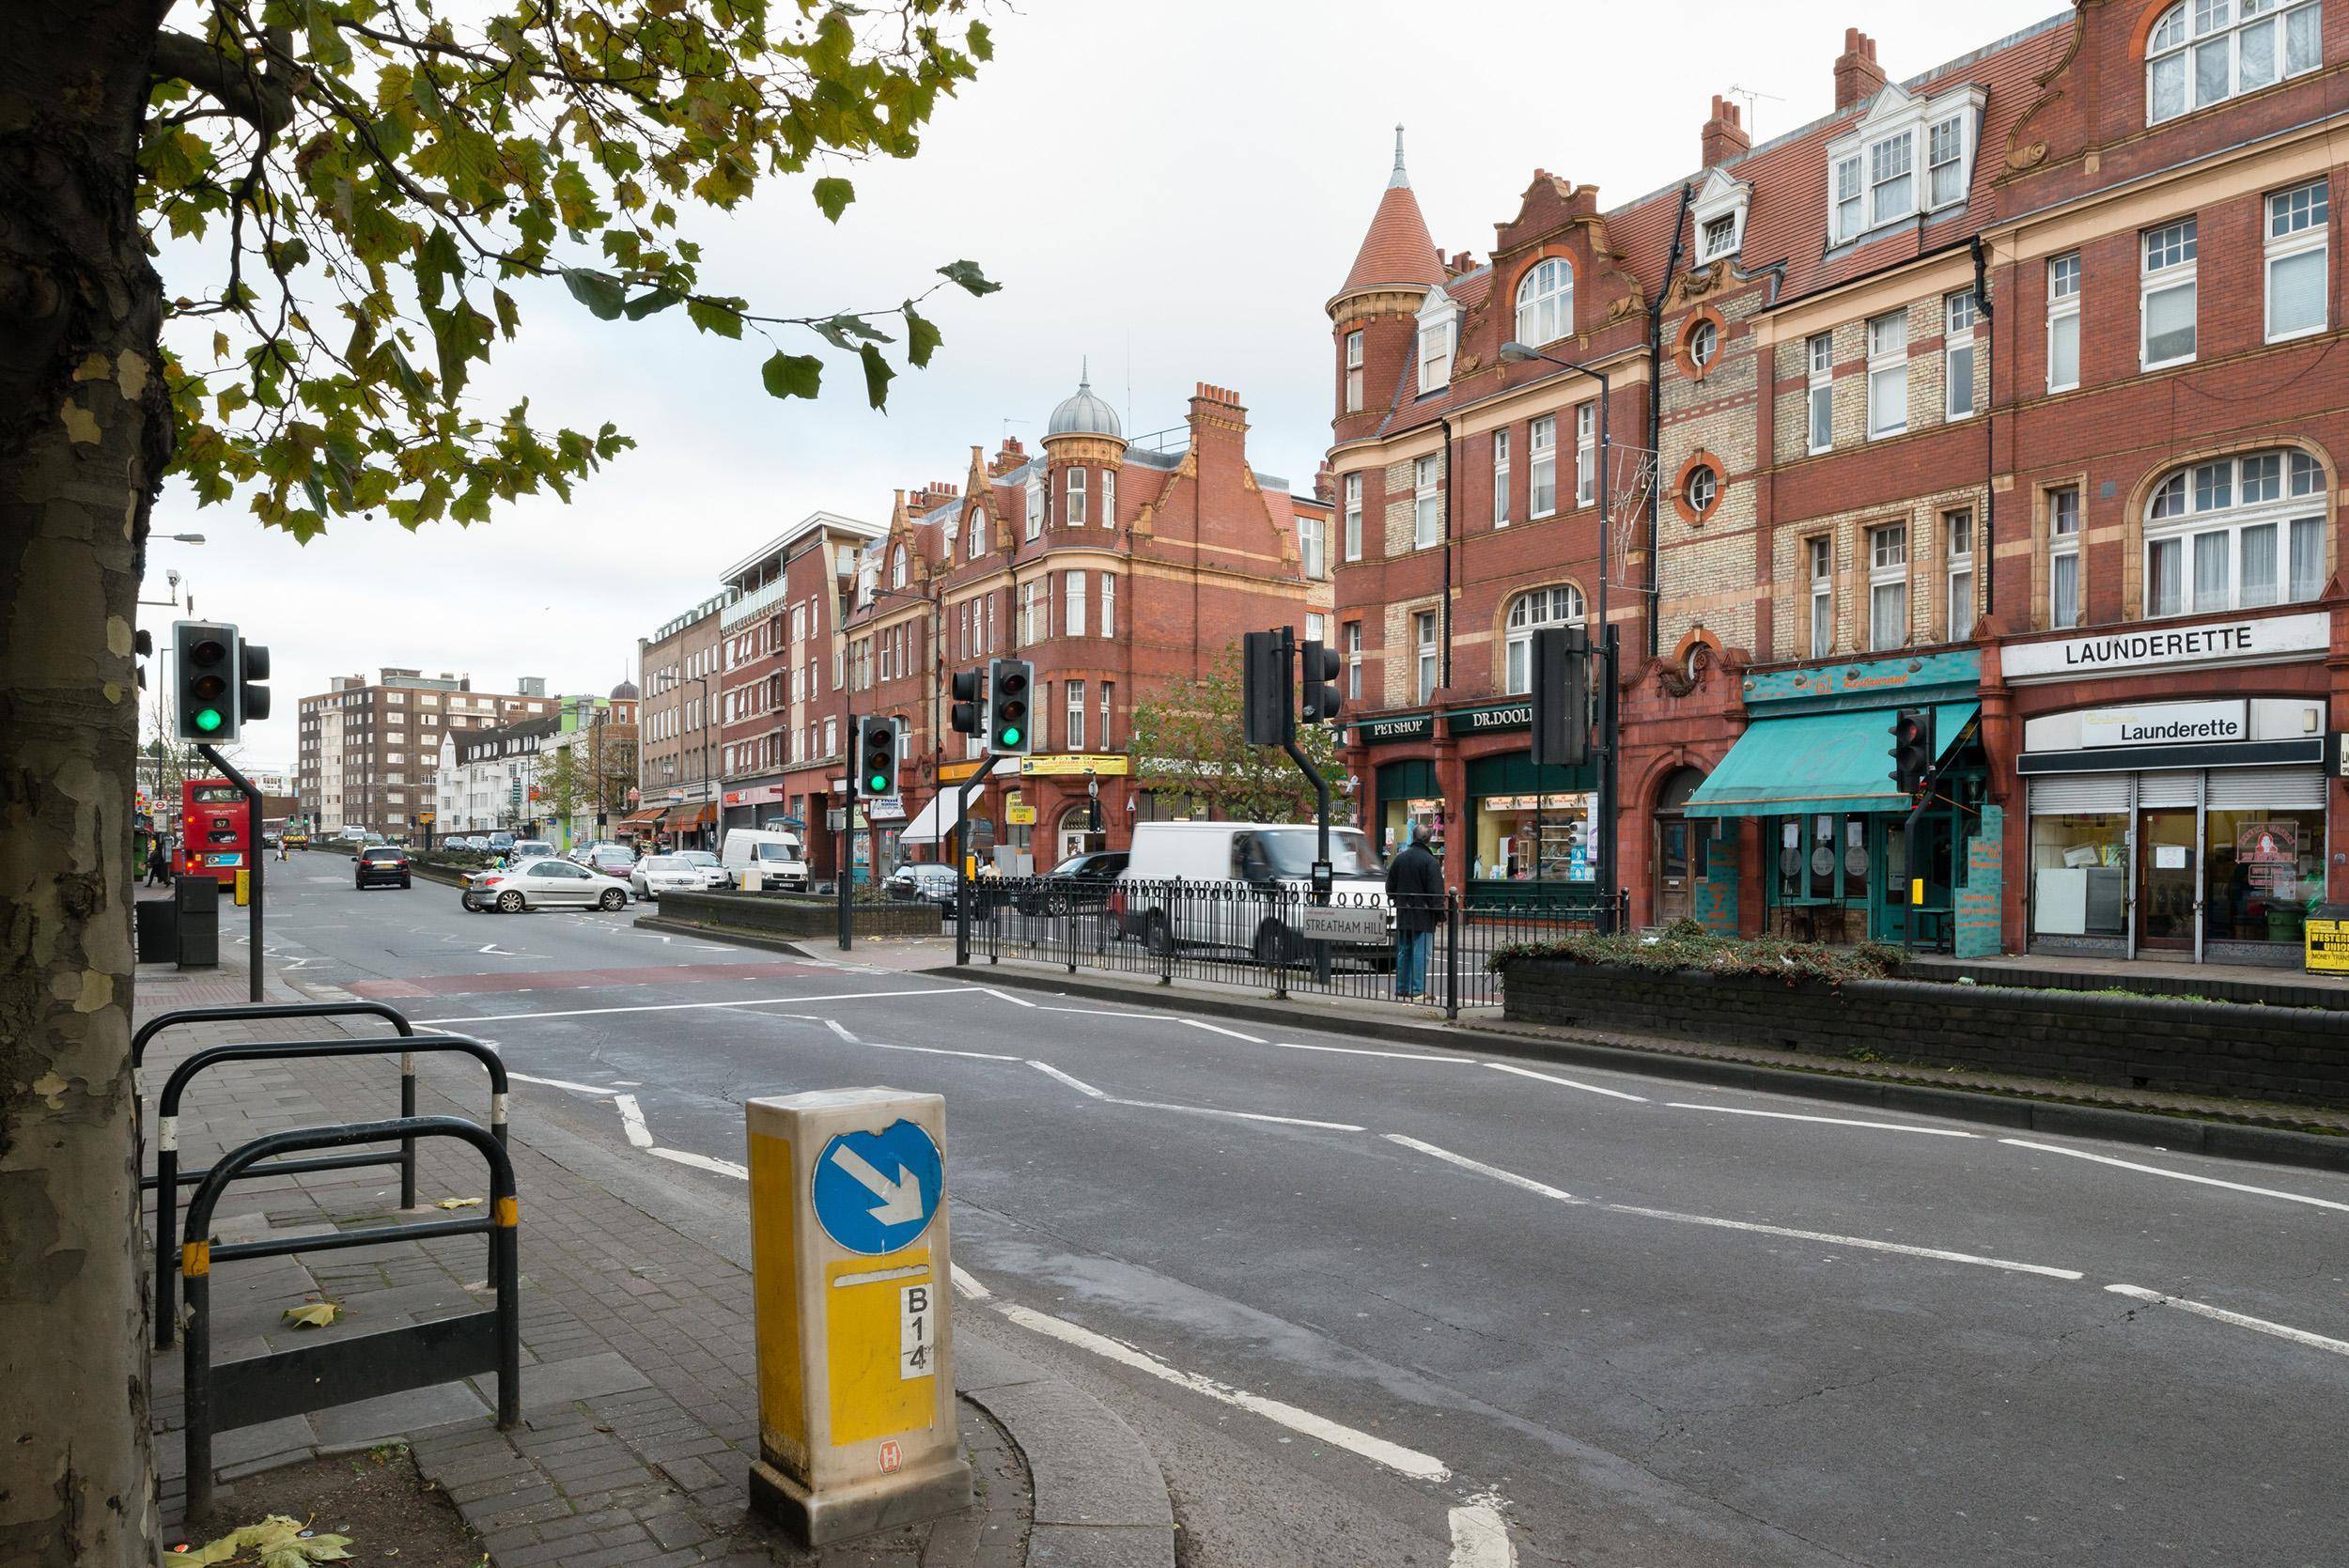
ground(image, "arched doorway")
xmin=1055 ymin=802 xmax=1102 ymax=864
xmin=1652 ymin=766 xmax=1714 ymax=925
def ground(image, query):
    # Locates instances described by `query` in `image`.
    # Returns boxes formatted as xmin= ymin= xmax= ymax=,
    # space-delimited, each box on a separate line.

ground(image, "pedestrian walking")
xmin=145 ymin=834 xmax=171 ymax=887
xmin=1385 ymin=821 xmax=1443 ymax=1001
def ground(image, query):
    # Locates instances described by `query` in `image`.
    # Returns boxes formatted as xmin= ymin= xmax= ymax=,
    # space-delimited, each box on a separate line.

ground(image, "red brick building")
xmin=845 ymin=374 xmax=1334 ymax=870
xmin=1332 ymin=5 xmax=2347 ymax=967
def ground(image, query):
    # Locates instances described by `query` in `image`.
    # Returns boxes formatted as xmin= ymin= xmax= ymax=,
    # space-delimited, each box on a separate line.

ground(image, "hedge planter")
xmin=658 ymin=890 xmax=941 ymax=941
xmin=1498 ymin=956 xmax=2349 ymax=1110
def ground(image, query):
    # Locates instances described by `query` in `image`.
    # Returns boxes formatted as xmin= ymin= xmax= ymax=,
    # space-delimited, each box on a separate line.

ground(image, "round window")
xmin=1688 ymin=318 xmax=1718 ymax=367
xmin=1684 ymin=464 xmax=1719 ymax=516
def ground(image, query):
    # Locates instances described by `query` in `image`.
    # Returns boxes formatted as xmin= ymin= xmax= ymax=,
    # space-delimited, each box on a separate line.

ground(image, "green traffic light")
xmin=868 ymin=774 xmax=888 ymax=793
xmin=1001 ymin=727 xmax=1019 ymax=747
xmin=194 ymin=707 xmax=224 ymax=733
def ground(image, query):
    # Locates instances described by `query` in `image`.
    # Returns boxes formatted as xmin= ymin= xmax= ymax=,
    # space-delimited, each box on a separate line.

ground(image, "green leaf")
xmin=622 ymin=288 xmax=682 ymax=321
xmin=761 ymin=351 xmax=822 ymax=400
xmin=492 ymin=287 xmax=520 ymax=340
xmin=859 ymin=343 xmax=894 ymax=411
xmin=937 ymin=259 xmax=1001 ymax=298
xmin=813 ymin=314 xmax=893 ymax=350
xmin=903 ymin=302 xmax=941 ymax=369
xmin=812 ymin=177 xmax=855 ymax=223
xmin=560 ymin=268 xmax=627 ymax=321
xmin=686 ymin=298 xmax=745 ymax=339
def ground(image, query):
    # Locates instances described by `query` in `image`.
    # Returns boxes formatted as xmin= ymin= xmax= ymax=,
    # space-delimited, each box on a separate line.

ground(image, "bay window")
xmin=1066 ymin=466 xmax=1087 ymax=525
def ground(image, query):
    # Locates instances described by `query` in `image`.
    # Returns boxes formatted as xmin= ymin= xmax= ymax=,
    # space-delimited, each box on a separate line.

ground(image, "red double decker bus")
xmin=180 ymin=779 xmax=251 ymax=885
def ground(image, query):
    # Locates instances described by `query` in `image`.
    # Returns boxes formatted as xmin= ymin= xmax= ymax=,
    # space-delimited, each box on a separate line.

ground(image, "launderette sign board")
xmin=2002 ymin=611 xmax=2326 ymax=680
xmin=2078 ymin=699 xmax=2247 ymax=749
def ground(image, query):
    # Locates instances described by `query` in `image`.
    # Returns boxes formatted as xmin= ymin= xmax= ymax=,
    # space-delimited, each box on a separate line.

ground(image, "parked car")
xmin=630 ymin=854 xmax=713 ymax=899
xmin=507 ymin=839 xmax=554 ymax=863
xmin=1116 ymin=822 xmax=1389 ymax=962
xmin=486 ymin=831 xmax=516 ymax=854
xmin=888 ymin=862 xmax=959 ymax=908
xmin=583 ymin=843 xmax=638 ymax=877
xmin=353 ymin=845 xmax=412 ymax=890
xmin=462 ymin=857 xmax=630 ymax=912
xmin=720 ymin=828 xmax=809 ymax=891
xmin=1017 ymin=850 xmax=1129 ymax=915
xmin=668 ymin=849 xmax=731 ymax=889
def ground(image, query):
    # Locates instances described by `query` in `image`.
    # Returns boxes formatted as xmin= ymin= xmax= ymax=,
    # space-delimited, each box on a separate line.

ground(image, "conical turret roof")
xmin=1337 ymin=126 xmax=1443 ymax=298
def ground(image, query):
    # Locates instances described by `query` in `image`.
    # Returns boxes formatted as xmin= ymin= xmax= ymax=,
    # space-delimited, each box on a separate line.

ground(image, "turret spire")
xmin=1390 ymin=123 xmax=1409 ymax=190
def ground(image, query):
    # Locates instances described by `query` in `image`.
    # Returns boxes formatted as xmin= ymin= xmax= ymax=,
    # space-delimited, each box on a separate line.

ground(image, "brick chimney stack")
xmin=1834 ymin=28 xmax=1886 ymax=111
xmin=1701 ymin=95 xmax=1750 ymax=167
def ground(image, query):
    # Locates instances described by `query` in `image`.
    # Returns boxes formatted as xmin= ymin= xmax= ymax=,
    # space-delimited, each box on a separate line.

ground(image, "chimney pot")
xmin=1701 ymin=94 xmax=1750 ymax=168
xmin=1834 ymin=27 xmax=1887 ymax=111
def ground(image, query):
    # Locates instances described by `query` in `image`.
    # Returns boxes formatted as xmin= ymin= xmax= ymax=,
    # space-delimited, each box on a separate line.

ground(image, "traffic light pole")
xmin=196 ymin=743 xmax=263 ymax=1002
xmin=951 ymin=752 xmax=995 ymax=968
xmin=838 ymin=754 xmax=857 ymax=954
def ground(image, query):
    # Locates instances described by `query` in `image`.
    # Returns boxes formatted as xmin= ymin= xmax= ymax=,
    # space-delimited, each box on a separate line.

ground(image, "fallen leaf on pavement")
xmin=282 ymin=1302 xmax=340 ymax=1328
xmin=164 ymin=1514 xmax=353 ymax=1565
xmin=434 ymin=1197 xmax=484 ymax=1210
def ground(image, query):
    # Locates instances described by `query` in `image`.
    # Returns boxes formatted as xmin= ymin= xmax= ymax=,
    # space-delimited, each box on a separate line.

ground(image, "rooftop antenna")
xmin=1000 ymin=415 xmax=1028 ymax=446
xmin=1723 ymin=84 xmax=1783 ymax=139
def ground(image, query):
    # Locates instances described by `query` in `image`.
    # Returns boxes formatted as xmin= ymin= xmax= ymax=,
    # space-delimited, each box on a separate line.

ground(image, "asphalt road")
xmin=259 ymin=862 xmax=2349 ymax=1567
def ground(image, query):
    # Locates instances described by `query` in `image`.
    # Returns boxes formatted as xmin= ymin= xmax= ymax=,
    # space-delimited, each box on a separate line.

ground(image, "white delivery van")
xmin=721 ymin=828 xmax=809 ymax=891
xmin=1117 ymin=821 xmax=1390 ymax=963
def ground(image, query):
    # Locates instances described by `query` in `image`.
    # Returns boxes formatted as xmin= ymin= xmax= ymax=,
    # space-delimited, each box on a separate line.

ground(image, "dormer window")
xmin=969 ymin=506 xmax=987 ymax=559
xmin=2148 ymin=0 xmax=2321 ymax=124
xmin=1514 ymin=257 xmax=1574 ymax=347
xmin=1690 ymin=167 xmax=1751 ymax=264
xmin=1827 ymin=85 xmax=1982 ymax=244
xmin=1416 ymin=287 xmax=1457 ymax=392
xmin=1701 ymin=215 xmax=1736 ymax=259
xmin=891 ymin=548 xmax=907 ymax=589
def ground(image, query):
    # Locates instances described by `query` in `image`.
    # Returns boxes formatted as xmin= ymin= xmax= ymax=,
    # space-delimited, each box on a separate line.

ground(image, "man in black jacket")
xmin=1385 ymin=822 xmax=1444 ymax=1000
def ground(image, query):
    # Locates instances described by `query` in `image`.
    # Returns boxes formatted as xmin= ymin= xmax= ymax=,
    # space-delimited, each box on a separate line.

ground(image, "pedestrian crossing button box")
xmin=745 ymin=1088 xmax=970 ymax=1545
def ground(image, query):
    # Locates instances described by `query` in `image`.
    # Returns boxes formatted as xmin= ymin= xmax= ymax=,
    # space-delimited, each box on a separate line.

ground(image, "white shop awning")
xmin=897 ymin=762 xmax=1017 ymax=845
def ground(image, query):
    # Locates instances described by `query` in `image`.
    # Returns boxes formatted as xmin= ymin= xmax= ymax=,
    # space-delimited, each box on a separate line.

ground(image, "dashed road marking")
xmin=1279 ymin=1040 xmax=1463 ymax=1063
xmin=1448 ymin=1496 xmax=1516 ymax=1568
xmin=413 ymin=986 xmax=971 ymax=1026
xmin=1385 ymin=1135 xmax=1583 ymax=1205
xmin=1482 ymin=1062 xmax=1647 ymax=1103
xmin=1102 ymin=1097 xmax=1363 ymax=1132
xmin=1028 ymin=1061 xmax=1106 ymax=1098
xmin=1605 ymin=1203 xmax=2086 ymax=1281
xmin=615 ymin=1094 xmax=654 ymax=1149
xmin=2003 ymin=1139 xmax=2349 ymax=1214
xmin=2107 ymin=1283 xmax=2349 ymax=1357
xmin=1669 ymin=1103 xmax=1978 ymax=1138
xmin=1182 ymin=1019 xmax=1266 ymax=1044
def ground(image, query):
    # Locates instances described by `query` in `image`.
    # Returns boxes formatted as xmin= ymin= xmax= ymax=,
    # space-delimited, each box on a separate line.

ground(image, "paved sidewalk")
xmin=135 ymin=962 xmax=1165 ymax=1566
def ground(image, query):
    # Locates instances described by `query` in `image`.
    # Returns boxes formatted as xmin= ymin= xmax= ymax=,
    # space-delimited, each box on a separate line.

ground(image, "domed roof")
xmin=1046 ymin=365 xmax=1122 ymax=441
xmin=610 ymin=679 xmax=639 ymax=700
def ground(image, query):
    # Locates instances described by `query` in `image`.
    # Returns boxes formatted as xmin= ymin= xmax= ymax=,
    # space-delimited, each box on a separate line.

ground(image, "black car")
xmin=1017 ymin=850 xmax=1129 ymax=915
xmin=354 ymin=845 xmax=412 ymax=890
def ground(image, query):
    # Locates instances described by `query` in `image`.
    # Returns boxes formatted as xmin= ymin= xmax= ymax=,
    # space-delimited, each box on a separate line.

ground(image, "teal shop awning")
xmin=1684 ymin=702 xmax=1979 ymax=818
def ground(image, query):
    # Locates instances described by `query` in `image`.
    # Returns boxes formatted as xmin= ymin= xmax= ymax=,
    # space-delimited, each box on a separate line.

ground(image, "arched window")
xmin=891 ymin=547 xmax=908 ymax=589
xmin=2144 ymin=449 xmax=2326 ymax=615
xmin=969 ymin=507 xmax=988 ymax=559
xmin=1502 ymin=584 xmax=1585 ymax=694
xmin=1514 ymin=257 xmax=1574 ymax=347
xmin=2147 ymin=0 xmax=2322 ymax=125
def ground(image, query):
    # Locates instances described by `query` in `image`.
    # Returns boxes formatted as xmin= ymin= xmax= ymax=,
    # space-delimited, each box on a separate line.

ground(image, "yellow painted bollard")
xmin=234 ymin=868 xmax=250 ymax=907
xmin=746 ymin=1089 xmax=972 ymax=1545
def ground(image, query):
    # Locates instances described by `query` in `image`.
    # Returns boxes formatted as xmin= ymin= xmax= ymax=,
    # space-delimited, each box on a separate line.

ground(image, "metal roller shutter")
xmin=2136 ymin=770 xmax=2202 ymax=809
xmin=2206 ymin=765 xmax=2327 ymax=810
xmin=2030 ymin=774 xmax=2128 ymax=814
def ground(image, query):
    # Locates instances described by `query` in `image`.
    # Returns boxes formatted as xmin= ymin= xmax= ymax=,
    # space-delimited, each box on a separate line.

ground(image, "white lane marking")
xmin=863 ymin=1041 xmax=1025 ymax=1062
xmin=1668 ymin=1103 xmax=1978 ymax=1138
xmin=1279 ymin=1040 xmax=1464 ymax=1063
xmin=972 ymin=986 xmax=1038 ymax=1008
xmin=2107 ymin=1283 xmax=2349 ymax=1357
xmin=413 ymin=986 xmax=970 ymax=1025
xmin=478 ymin=943 xmax=522 ymax=956
xmin=506 ymin=1071 xmax=617 ymax=1097
xmin=1104 ymin=1097 xmax=1364 ymax=1132
xmin=825 ymin=1018 xmax=859 ymax=1044
xmin=1483 ymin=1062 xmax=1648 ymax=1103
xmin=993 ymin=1300 xmax=1451 ymax=1482
xmin=1449 ymin=1497 xmax=1516 ymax=1568
xmin=950 ymin=1264 xmax=991 ymax=1300
xmin=1028 ymin=1061 xmax=1106 ymax=1098
xmin=1386 ymin=1135 xmax=1585 ymax=1205
xmin=614 ymin=1094 xmax=655 ymax=1149
xmin=650 ymin=1146 xmax=750 ymax=1180
xmin=1040 ymin=1006 xmax=1164 ymax=1019
xmin=1182 ymin=1019 xmax=1267 ymax=1044
xmin=1606 ymin=1203 xmax=2085 ymax=1281
xmin=612 ymin=1080 xmax=642 ymax=1086
xmin=2002 ymin=1139 xmax=2349 ymax=1215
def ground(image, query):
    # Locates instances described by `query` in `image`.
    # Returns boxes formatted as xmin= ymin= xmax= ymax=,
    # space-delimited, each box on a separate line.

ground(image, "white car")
xmin=631 ymin=853 xmax=724 ymax=899
xmin=463 ymin=856 xmax=631 ymax=913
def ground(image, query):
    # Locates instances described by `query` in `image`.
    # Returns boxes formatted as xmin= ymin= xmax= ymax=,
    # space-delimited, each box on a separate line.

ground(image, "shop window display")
xmin=2205 ymin=808 xmax=2324 ymax=944
xmin=1472 ymin=792 xmax=1592 ymax=882
xmin=2030 ymin=814 xmax=2127 ymax=937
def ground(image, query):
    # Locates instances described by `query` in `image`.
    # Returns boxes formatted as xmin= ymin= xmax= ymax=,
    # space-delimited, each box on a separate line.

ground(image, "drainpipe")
xmin=1645 ymin=182 xmax=1695 ymax=662
xmin=1971 ymin=234 xmax=1997 ymax=620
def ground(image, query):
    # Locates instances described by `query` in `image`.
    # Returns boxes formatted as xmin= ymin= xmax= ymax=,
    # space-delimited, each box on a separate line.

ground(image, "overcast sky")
xmin=141 ymin=0 xmax=2065 ymax=772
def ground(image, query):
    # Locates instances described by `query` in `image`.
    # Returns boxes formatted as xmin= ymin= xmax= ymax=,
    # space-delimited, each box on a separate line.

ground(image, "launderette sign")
xmin=2003 ymin=611 xmax=2326 ymax=680
xmin=2078 ymin=699 xmax=2247 ymax=749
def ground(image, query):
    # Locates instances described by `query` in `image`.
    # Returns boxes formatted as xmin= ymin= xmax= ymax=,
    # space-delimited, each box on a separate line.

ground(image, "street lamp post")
xmin=1499 ymin=340 xmax=1621 ymax=931
xmin=869 ymin=584 xmax=942 ymax=869
xmin=691 ymin=672 xmax=717 ymax=850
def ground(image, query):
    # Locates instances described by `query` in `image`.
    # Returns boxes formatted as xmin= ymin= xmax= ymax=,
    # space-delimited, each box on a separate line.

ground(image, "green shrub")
xmin=1488 ymin=926 xmax=1905 ymax=986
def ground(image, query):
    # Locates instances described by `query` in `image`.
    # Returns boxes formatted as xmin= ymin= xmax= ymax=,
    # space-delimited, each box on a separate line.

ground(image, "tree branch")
xmin=151 ymin=30 xmax=294 ymax=137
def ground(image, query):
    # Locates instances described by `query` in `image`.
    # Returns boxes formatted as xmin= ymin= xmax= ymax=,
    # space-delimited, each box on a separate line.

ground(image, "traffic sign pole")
xmin=745 ymin=1089 xmax=970 ymax=1545
xmin=838 ymin=725 xmax=857 ymax=954
xmin=196 ymin=743 xmax=262 ymax=1002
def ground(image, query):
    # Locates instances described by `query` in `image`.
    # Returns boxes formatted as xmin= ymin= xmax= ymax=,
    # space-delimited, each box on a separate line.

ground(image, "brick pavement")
xmin=139 ymin=995 xmax=1031 ymax=1566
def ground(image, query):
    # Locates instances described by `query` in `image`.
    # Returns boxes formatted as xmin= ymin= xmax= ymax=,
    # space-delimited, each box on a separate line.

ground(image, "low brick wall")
xmin=1501 ymin=957 xmax=2349 ymax=1108
xmin=659 ymin=890 xmax=941 ymax=940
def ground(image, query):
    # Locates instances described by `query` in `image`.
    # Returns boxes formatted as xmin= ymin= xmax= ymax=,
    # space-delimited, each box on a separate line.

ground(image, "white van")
xmin=1118 ymin=821 xmax=1389 ymax=962
xmin=721 ymin=828 xmax=809 ymax=891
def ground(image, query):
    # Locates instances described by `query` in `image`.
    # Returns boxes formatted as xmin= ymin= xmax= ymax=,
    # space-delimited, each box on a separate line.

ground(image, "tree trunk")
xmin=0 ymin=6 xmax=172 ymax=1562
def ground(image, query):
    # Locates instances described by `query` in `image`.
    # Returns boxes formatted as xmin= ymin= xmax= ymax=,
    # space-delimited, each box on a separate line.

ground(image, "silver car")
xmin=464 ymin=857 xmax=630 ymax=912
xmin=631 ymin=853 xmax=723 ymax=899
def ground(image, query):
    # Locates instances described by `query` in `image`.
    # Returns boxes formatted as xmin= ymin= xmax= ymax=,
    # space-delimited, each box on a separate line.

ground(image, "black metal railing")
xmin=179 ymin=1115 xmax=521 ymax=1521
xmin=150 ymin=1032 xmax=507 ymax=1347
xmin=961 ymin=876 xmax=1621 ymax=1017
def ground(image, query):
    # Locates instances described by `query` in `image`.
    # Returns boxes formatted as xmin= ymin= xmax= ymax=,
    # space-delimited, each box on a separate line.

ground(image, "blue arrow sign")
xmin=811 ymin=1120 xmax=942 ymax=1256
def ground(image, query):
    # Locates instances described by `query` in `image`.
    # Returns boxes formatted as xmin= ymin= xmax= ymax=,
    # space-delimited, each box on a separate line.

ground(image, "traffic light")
xmin=950 ymin=666 xmax=985 ymax=737
xmin=174 ymin=619 xmax=240 ymax=741
xmin=133 ymin=629 xmax=152 ymax=691
xmin=1299 ymin=638 xmax=1342 ymax=725
xmin=858 ymin=716 xmax=900 ymax=798
xmin=240 ymin=640 xmax=272 ymax=724
xmin=1240 ymin=629 xmax=1293 ymax=747
xmin=986 ymin=658 xmax=1034 ymax=754
xmin=1890 ymin=706 xmax=1936 ymax=796
xmin=1530 ymin=625 xmax=1590 ymax=768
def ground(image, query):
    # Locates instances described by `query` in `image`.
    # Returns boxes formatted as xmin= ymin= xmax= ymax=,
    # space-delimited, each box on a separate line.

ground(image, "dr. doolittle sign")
xmin=2002 ymin=610 xmax=2326 ymax=681
xmin=2077 ymin=699 xmax=2247 ymax=749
